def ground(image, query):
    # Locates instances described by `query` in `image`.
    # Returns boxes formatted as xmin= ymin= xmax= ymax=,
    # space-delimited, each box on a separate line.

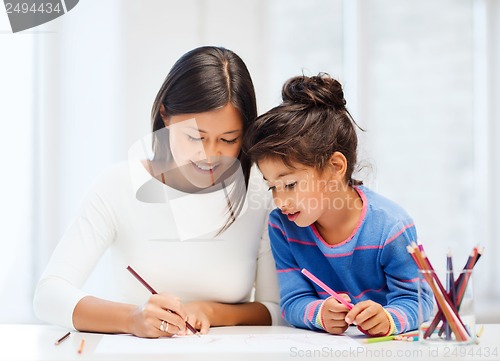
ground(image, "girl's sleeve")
xmin=268 ymin=212 xmax=326 ymax=331
xmin=33 ymin=172 xmax=118 ymax=329
xmin=380 ymin=221 xmax=434 ymax=334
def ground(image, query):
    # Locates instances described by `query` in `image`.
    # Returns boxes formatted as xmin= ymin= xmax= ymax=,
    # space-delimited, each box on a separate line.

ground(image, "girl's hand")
xmin=345 ymin=300 xmax=391 ymax=336
xmin=177 ymin=301 xmax=213 ymax=335
xmin=128 ymin=293 xmax=188 ymax=338
xmin=320 ymin=294 xmax=351 ymax=335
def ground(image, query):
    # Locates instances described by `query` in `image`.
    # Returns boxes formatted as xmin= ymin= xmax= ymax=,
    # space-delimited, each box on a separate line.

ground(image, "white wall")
xmin=1 ymin=0 xmax=498 ymax=324
xmin=0 ymin=12 xmax=34 ymax=323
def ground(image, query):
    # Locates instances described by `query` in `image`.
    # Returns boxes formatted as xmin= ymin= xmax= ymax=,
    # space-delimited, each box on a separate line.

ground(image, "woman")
xmin=33 ymin=46 xmax=281 ymax=338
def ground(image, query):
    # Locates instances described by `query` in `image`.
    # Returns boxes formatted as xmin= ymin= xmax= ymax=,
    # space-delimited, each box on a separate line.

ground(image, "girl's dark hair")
xmin=151 ymin=46 xmax=257 ymax=233
xmin=244 ymin=73 xmax=362 ymax=186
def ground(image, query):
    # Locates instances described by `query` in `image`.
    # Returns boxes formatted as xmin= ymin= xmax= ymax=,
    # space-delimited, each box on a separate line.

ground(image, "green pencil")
xmin=365 ymin=335 xmax=396 ymax=344
xmin=365 ymin=331 xmax=420 ymax=344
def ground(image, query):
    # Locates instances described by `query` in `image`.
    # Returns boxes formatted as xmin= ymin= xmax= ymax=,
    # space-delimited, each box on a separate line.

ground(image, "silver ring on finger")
xmin=160 ymin=320 xmax=170 ymax=333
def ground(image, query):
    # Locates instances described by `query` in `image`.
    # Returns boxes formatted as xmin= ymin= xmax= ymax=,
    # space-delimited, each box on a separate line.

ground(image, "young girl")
xmin=244 ymin=74 xmax=433 ymax=337
xmin=33 ymin=46 xmax=281 ymax=338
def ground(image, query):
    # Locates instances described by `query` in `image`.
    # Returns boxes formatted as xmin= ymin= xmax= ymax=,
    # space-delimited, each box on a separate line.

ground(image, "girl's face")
xmin=258 ymin=158 xmax=341 ymax=227
xmin=164 ymin=103 xmax=243 ymax=189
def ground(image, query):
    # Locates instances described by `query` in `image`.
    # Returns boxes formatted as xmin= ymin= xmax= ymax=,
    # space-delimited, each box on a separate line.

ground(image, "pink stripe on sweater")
xmin=268 ymin=222 xmax=285 ymax=235
xmin=385 ymin=307 xmax=407 ymax=331
xmin=384 ymin=223 xmax=415 ymax=246
xmin=323 ymin=245 xmax=382 ymax=258
xmin=305 ymin=300 xmax=322 ymax=323
xmin=324 ymin=251 xmax=354 ymax=258
xmin=351 ymin=285 xmax=386 ymax=299
xmin=277 ymin=268 xmax=300 ymax=273
xmin=269 ymin=222 xmax=317 ymax=246
xmin=355 ymin=245 xmax=383 ymax=250
xmin=288 ymin=238 xmax=317 ymax=246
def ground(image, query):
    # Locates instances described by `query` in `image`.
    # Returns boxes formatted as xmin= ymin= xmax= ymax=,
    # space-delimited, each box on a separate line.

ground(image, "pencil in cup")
xmin=126 ymin=266 xmax=199 ymax=336
xmin=300 ymin=268 xmax=353 ymax=310
xmin=444 ymin=251 xmax=455 ymax=340
xmin=409 ymin=244 xmax=480 ymax=343
xmin=426 ymin=247 xmax=481 ymax=339
xmin=408 ymin=244 xmax=470 ymax=341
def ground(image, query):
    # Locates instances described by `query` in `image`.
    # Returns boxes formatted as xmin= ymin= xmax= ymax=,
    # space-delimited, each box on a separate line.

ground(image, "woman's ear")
xmin=328 ymin=151 xmax=348 ymax=179
xmin=160 ymin=104 xmax=169 ymax=127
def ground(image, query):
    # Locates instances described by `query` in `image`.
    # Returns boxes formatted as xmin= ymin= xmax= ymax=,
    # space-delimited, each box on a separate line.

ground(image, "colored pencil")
xmin=126 ymin=265 xmax=199 ymax=337
xmin=476 ymin=324 xmax=484 ymax=338
xmin=455 ymin=247 xmax=482 ymax=307
xmin=54 ymin=331 xmax=70 ymax=346
xmin=365 ymin=335 xmax=396 ymax=344
xmin=77 ymin=339 xmax=85 ymax=354
xmin=301 ymin=268 xmax=353 ymax=310
xmin=402 ymin=335 xmax=418 ymax=342
xmin=365 ymin=331 xmax=419 ymax=344
xmin=444 ymin=249 xmax=455 ymax=340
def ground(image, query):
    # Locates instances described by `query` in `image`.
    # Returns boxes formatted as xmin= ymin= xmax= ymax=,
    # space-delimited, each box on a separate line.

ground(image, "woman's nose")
xmin=202 ymin=141 xmax=221 ymax=160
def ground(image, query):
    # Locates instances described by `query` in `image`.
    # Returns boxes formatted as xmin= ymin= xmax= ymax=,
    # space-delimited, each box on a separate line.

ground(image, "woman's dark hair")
xmin=151 ymin=46 xmax=257 ymax=233
xmin=244 ymin=73 xmax=362 ymax=186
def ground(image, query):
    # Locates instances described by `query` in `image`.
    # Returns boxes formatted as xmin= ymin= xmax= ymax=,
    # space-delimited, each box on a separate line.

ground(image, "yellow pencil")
xmin=476 ymin=324 xmax=484 ymax=338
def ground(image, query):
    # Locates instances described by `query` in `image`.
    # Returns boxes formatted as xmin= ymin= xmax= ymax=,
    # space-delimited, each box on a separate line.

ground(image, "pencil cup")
xmin=418 ymin=269 xmax=476 ymax=345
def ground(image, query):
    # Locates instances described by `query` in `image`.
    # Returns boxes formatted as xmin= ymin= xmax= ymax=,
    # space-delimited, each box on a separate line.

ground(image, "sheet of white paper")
xmin=95 ymin=332 xmax=362 ymax=354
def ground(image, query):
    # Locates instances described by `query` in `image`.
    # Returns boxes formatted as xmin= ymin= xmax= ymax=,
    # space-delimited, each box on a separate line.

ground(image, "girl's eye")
xmin=187 ymin=134 xmax=202 ymax=142
xmin=285 ymin=182 xmax=297 ymax=190
xmin=221 ymin=137 xmax=239 ymax=144
xmin=267 ymin=185 xmax=276 ymax=192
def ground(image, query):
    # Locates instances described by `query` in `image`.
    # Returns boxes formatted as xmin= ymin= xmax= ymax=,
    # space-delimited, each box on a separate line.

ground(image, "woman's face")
xmin=164 ymin=103 xmax=244 ymax=189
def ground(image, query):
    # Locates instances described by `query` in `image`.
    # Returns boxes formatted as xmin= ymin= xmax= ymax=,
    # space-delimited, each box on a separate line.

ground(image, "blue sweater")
xmin=268 ymin=186 xmax=433 ymax=334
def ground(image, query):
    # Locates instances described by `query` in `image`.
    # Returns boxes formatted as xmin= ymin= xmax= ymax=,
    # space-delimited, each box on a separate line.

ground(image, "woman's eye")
xmin=285 ymin=182 xmax=297 ymax=190
xmin=187 ymin=135 xmax=202 ymax=142
xmin=221 ymin=137 xmax=239 ymax=144
xmin=267 ymin=186 xmax=276 ymax=192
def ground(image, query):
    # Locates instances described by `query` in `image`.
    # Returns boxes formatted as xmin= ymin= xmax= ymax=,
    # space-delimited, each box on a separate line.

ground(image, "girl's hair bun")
xmin=282 ymin=73 xmax=346 ymax=110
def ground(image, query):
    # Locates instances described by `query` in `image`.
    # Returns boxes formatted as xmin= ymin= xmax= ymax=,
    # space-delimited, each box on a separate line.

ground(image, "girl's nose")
xmin=276 ymin=196 xmax=291 ymax=211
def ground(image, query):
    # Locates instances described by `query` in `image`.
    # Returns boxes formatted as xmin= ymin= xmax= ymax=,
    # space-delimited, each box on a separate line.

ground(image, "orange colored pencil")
xmin=77 ymin=339 xmax=85 ymax=354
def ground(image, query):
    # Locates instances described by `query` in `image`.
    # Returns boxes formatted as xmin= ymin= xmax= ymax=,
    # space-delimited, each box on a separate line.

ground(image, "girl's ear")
xmin=160 ymin=104 xmax=169 ymax=127
xmin=328 ymin=151 xmax=348 ymax=179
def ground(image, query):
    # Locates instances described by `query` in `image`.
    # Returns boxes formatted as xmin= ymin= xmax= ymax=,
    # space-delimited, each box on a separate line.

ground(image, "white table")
xmin=0 ymin=324 xmax=498 ymax=361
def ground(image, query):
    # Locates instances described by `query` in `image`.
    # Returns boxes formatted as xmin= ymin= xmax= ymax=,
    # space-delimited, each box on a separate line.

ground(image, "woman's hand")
xmin=345 ymin=300 xmax=391 ymax=336
xmin=177 ymin=301 xmax=214 ymax=335
xmin=128 ymin=293 xmax=188 ymax=338
xmin=320 ymin=294 xmax=351 ymax=335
